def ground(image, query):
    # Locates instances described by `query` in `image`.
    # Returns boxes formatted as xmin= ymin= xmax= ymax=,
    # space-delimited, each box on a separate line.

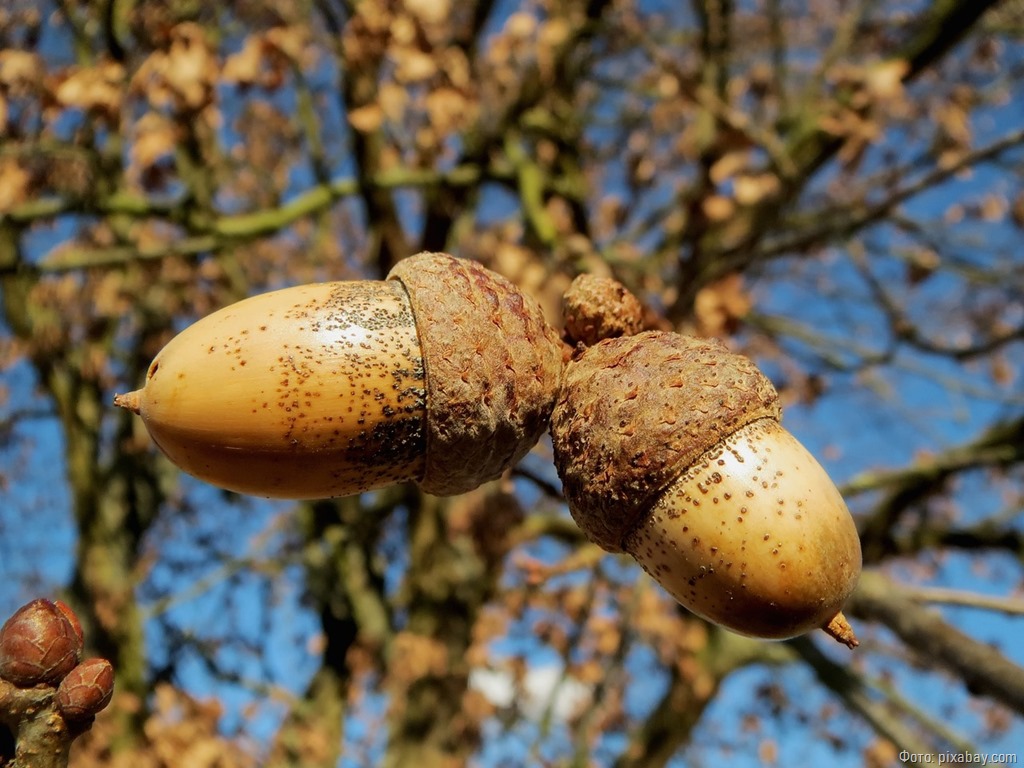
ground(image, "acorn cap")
xmin=562 ymin=274 xmax=644 ymax=346
xmin=550 ymin=331 xmax=781 ymax=552
xmin=388 ymin=253 xmax=564 ymax=496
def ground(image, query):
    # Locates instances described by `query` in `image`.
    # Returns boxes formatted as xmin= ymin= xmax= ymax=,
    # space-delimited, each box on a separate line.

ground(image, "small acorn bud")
xmin=114 ymin=253 xmax=563 ymax=499
xmin=550 ymin=331 xmax=862 ymax=647
xmin=0 ymin=599 xmax=84 ymax=687
xmin=562 ymin=274 xmax=644 ymax=346
xmin=55 ymin=658 xmax=115 ymax=721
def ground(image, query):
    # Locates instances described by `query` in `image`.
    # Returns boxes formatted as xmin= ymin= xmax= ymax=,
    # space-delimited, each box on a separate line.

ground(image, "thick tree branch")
xmin=848 ymin=571 xmax=1024 ymax=715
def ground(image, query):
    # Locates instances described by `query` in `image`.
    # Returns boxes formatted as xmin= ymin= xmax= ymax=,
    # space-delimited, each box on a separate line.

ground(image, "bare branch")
xmin=789 ymin=636 xmax=947 ymax=758
xmin=0 ymin=680 xmax=74 ymax=768
xmin=756 ymin=128 xmax=1024 ymax=262
xmin=849 ymin=571 xmax=1024 ymax=714
xmin=897 ymin=585 xmax=1024 ymax=616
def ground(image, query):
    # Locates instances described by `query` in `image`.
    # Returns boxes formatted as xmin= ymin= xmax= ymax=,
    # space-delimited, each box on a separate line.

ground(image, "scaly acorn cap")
xmin=550 ymin=331 xmax=780 ymax=552
xmin=388 ymin=253 xmax=565 ymax=496
xmin=562 ymin=274 xmax=644 ymax=347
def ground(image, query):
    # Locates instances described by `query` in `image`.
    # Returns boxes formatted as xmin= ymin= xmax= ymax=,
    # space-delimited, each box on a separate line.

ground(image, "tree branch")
xmin=672 ymin=0 xmax=1005 ymax=311
xmin=849 ymin=571 xmax=1024 ymax=715
xmin=851 ymin=414 xmax=1024 ymax=562
xmin=0 ymin=681 xmax=74 ymax=768
xmin=789 ymin=636 xmax=946 ymax=758
xmin=896 ymin=585 xmax=1024 ymax=617
xmin=755 ymin=128 xmax=1024 ymax=263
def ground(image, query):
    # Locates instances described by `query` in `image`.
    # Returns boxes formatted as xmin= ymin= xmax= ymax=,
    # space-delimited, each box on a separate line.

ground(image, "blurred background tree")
xmin=1 ymin=0 xmax=1023 ymax=765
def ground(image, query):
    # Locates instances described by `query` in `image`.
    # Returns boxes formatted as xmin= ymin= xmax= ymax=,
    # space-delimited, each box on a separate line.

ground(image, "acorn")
xmin=55 ymin=658 xmax=115 ymax=721
xmin=114 ymin=253 xmax=564 ymax=499
xmin=550 ymin=331 xmax=862 ymax=647
xmin=0 ymin=599 xmax=84 ymax=687
xmin=561 ymin=274 xmax=644 ymax=347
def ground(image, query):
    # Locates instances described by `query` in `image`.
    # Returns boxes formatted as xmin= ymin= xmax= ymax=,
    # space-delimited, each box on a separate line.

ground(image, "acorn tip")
xmin=822 ymin=611 xmax=859 ymax=649
xmin=113 ymin=390 xmax=142 ymax=414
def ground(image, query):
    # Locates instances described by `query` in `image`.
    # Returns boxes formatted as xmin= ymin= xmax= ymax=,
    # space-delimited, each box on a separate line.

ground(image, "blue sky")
xmin=2 ymin=2 xmax=1024 ymax=765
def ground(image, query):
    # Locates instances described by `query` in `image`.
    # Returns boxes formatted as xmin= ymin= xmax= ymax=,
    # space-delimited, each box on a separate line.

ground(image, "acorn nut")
xmin=550 ymin=331 xmax=862 ymax=647
xmin=0 ymin=599 xmax=84 ymax=687
xmin=56 ymin=658 xmax=115 ymax=721
xmin=114 ymin=253 xmax=564 ymax=499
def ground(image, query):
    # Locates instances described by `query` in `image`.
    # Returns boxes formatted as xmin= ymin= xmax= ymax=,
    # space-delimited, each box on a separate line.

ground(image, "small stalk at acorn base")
xmin=113 ymin=391 xmax=140 ymax=414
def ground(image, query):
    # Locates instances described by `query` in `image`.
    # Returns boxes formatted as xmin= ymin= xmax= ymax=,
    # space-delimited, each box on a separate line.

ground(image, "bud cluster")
xmin=0 ymin=599 xmax=114 ymax=722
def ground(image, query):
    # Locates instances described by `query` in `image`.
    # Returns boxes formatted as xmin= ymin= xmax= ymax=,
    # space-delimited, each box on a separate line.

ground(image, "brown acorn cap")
xmin=562 ymin=274 xmax=644 ymax=346
xmin=550 ymin=331 xmax=781 ymax=552
xmin=388 ymin=253 xmax=564 ymax=496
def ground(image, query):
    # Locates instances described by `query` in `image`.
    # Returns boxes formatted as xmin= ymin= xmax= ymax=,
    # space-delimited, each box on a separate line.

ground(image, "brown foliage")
xmin=1 ymin=0 xmax=1022 ymax=765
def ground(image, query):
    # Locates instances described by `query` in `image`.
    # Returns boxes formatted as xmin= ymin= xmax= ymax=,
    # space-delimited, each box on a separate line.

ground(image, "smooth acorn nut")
xmin=114 ymin=253 xmax=564 ymax=499
xmin=0 ymin=599 xmax=84 ymax=687
xmin=56 ymin=658 xmax=115 ymax=721
xmin=550 ymin=331 xmax=862 ymax=647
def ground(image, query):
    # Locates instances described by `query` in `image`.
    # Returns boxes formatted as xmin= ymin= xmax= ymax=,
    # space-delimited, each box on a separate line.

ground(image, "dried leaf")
xmin=389 ymin=632 xmax=449 ymax=686
xmin=506 ymin=12 xmax=537 ymax=39
xmin=709 ymin=150 xmax=750 ymax=184
xmin=733 ymin=173 xmax=781 ymax=205
xmin=904 ymin=247 xmax=940 ymax=285
xmin=348 ymin=103 xmax=383 ymax=133
xmin=54 ymin=60 xmax=125 ymax=116
xmin=702 ymin=194 xmax=735 ymax=222
xmin=863 ymin=739 xmax=899 ymax=768
xmin=264 ymin=25 xmax=309 ymax=61
xmin=538 ymin=18 xmax=571 ymax=79
xmin=222 ymin=35 xmax=265 ymax=85
xmin=863 ymin=59 xmax=908 ymax=101
xmin=131 ymin=112 xmax=178 ymax=169
xmin=694 ymin=273 xmax=750 ymax=336
xmin=1012 ymin=192 xmax=1024 ymax=229
xmin=133 ymin=23 xmax=215 ymax=111
xmin=378 ymin=81 xmax=409 ymax=123
xmin=0 ymin=50 xmax=43 ymax=91
xmin=405 ymin=0 xmax=451 ymax=25
xmin=163 ymin=24 xmax=216 ymax=109
xmin=991 ymin=354 xmax=1014 ymax=387
xmin=425 ymin=87 xmax=470 ymax=134
xmin=979 ymin=193 xmax=1007 ymax=222
xmin=0 ymin=159 xmax=31 ymax=212
xmin=393 ymin=47 xmax=438 ymax=83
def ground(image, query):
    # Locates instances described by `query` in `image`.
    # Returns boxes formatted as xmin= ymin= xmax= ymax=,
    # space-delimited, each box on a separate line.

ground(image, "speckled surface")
xmin=131 ymin=280 xmax=427 ymax=498
xmin=625 ymin=419 xmax=861 ymax=639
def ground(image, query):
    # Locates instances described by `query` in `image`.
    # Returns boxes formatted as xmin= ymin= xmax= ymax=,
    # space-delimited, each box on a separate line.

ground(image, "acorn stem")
xmin=822 ymin=611 xmax=859 ymax=649
xmin=113 ymin=391 xmax=142 ymax=414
